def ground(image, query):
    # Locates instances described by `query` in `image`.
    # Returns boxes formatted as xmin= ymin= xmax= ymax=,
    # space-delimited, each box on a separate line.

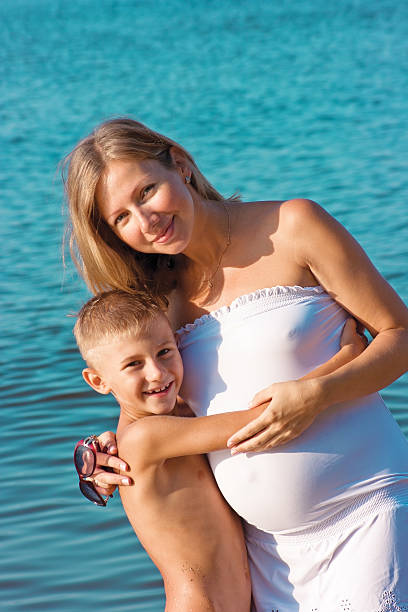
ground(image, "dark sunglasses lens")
xmin=74 ymin=446 xmax=96 ymax=478
xmin=79 ymin=480 xmax=106 ymax=506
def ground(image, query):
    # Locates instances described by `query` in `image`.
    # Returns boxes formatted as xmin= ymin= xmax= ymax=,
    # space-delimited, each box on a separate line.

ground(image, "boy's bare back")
xmin=118 ymin=423 xmax=251 ymax=612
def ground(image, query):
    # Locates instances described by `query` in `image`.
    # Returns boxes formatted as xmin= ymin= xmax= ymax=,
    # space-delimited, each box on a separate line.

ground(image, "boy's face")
xmin=85 ymin=314 xmax=183 ymax=419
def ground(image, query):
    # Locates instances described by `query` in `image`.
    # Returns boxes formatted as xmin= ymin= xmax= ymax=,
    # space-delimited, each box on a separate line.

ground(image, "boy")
xmin=74 ymin=290 xmax=364 ymax=611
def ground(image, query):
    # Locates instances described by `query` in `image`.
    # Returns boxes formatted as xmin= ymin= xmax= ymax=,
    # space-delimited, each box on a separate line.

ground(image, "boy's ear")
xmin=82 ymin=368 xmax=111 ymax=395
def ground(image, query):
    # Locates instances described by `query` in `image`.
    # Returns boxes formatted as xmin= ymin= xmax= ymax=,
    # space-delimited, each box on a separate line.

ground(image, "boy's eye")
xmin=158 ymin=348 xmax=170 ymax=357
xmin=125 ymin=360 xmax=142 ymax=368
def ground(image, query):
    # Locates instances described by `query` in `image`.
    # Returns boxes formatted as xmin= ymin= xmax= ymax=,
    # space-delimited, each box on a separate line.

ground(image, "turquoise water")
xmin=1 ymin=0 xmax=407 ymax=609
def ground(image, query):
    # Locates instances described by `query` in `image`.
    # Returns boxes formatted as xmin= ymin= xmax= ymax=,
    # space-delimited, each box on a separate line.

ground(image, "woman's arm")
xmin=228 ymin=199 xmax=408 ymax=453
xmin=299 ymin=199 xmax=408 ymax=396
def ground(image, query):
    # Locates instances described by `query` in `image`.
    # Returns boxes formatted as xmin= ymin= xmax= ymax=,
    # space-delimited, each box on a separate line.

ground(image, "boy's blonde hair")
xmin=74 ymin=289 xmax=167 ymax=364
xmin=62 ymin=117 xmax=230 ymax=298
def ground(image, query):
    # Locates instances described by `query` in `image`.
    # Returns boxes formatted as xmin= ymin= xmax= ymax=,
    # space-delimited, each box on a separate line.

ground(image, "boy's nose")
xmin=145 ymin=359 xmax=165 ymax=381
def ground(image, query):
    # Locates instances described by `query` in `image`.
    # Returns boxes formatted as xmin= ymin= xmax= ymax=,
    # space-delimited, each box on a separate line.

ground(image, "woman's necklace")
xmin=206 ymin=202 xmax=231 ymax=289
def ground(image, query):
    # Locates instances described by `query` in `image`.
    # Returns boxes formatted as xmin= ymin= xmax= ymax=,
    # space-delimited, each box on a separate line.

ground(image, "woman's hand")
xmin=227 ymin=317 xmax=369 ymax=453
xmin=91 ymin=431 xmax=131 ymax=497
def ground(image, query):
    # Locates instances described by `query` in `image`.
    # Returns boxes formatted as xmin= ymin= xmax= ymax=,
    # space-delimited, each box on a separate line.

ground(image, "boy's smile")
xmin=143 ymin=381 xmax=174 ymax=396
xmin=84 ymin=314 xmax=183 ymax=419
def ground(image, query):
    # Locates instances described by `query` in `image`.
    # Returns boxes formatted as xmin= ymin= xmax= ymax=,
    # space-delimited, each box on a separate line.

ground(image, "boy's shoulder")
xmin=117 ymin=411 xmax=189 ymax=470
xmin=117 ymin=399 xmax=194 ymax=466
xmin=117 ymin=416 xmax=159 ymax=470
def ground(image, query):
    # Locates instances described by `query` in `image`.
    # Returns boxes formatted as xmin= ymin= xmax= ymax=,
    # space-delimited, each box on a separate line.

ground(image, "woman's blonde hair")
xmin=62 ymin=118 xmax=226 ymax=297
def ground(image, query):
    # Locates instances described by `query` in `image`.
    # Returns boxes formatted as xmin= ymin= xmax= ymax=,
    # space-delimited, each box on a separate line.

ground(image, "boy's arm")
xmin=118 ymin=326 xmax=364 ymax=465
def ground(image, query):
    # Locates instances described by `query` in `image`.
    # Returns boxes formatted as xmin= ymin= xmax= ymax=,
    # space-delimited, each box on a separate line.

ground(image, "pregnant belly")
xmin=210 ymin=449 xmax=341 ymax=532
xmin=208 ymin=395 xmax=408 ymax=533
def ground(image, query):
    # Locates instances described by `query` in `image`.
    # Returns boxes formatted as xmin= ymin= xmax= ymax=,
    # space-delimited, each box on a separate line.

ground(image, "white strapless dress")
xmin=176 ymin=286 xmax=408 ymax=611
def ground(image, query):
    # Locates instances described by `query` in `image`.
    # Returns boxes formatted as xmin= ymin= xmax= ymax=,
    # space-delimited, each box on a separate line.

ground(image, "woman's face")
xmin=96 ymin=156 xmax=195 ymax=255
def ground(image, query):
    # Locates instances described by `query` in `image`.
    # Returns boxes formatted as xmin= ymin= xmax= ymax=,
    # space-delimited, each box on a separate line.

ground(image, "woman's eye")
xmin=114 ymin=212 xmax=128 ymax=226
xmin=141 ymin=184 xmax=154 ymax=200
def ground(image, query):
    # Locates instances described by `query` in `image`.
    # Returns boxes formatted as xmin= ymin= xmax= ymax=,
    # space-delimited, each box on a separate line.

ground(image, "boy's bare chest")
xmin=128 ymin=454 xmax=233 ymax=560
xmin=152 ymin=454 xmax=216 ymax=501
xmin=129 ymin=454 xmax=220 ymax=519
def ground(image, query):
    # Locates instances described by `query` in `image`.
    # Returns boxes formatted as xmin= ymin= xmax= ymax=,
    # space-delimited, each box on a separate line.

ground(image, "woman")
xmin=64 ymin=118 xmax=408 ymax=610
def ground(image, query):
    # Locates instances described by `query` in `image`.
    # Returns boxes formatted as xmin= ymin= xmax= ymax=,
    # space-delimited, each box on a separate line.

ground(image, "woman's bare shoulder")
xmin=235 ymin=198 xmax=324 ymax=236
xmin=279 ymin=198 xmax=327 ymax=222
xmin=233 ymin=199 xmax=282 ymax=232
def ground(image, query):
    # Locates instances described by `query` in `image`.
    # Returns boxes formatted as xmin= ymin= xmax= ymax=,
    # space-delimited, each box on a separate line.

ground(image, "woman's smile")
xmin=152 ymin=216 xmax=175 ymax=244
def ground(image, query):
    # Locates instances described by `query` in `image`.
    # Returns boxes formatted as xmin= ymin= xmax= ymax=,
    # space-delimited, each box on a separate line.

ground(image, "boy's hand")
xmin=340 ymin=318 xmax=369 ymax=355
xmin=92 ymin=431 xmax=132 ymax=497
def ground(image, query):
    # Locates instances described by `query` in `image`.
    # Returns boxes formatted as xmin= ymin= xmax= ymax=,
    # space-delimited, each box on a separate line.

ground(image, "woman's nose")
xmin=133 ymin=206 xmax=160 ymax=235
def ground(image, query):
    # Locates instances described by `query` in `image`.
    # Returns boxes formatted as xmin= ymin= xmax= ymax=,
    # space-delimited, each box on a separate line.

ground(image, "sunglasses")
xmin=74 ymin=435 xmax=111 ymax=506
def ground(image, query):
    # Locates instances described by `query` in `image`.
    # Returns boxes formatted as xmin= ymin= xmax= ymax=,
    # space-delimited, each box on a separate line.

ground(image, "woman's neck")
xmin=172 ymin=197 xmax=238 ymax=310
xmin=183 ymin=197 xmax=232 ymax=274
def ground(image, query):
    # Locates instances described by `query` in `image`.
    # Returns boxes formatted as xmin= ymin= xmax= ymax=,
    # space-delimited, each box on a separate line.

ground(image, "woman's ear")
xmin=169 ymin=146 xmax=190 ymax=178
xmin=82 ymin=368 xmax=111 ymax=395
